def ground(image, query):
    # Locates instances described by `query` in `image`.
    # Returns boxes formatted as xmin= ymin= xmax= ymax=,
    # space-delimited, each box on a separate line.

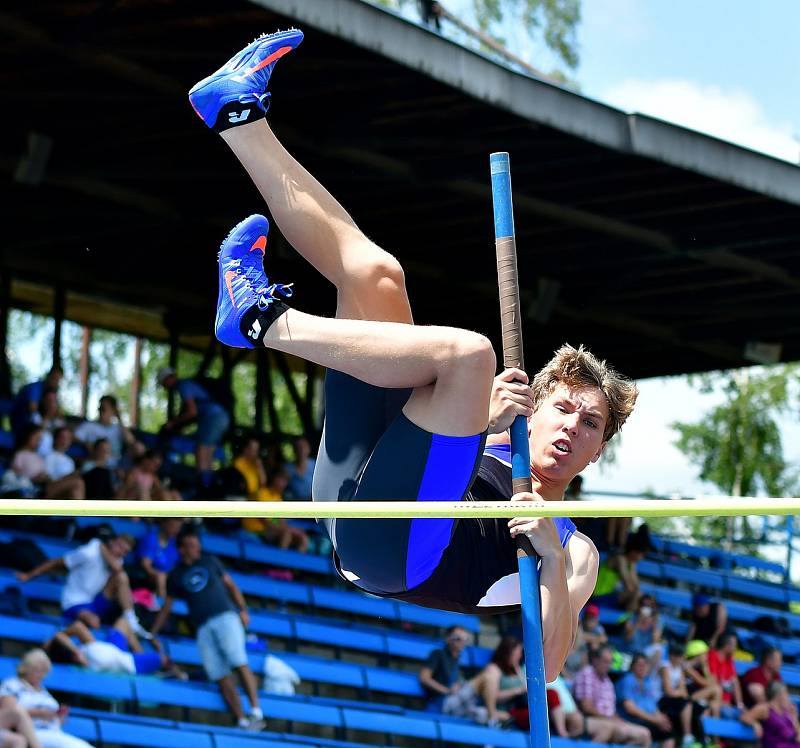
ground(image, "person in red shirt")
xmin=707 ymin=633 xmax=744 ymax=714
xmin=742 ymin=647 xmax=783 ymax=707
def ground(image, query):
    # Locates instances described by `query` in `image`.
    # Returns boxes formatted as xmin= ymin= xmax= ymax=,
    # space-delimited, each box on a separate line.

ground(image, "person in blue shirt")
xmin=284 ymin=435 xmax=315 ymax=500
xmin=10 ymin=366 xmax=62 ymax=437
xmin=157 ymin=368 xmax=230 ymax=479
xmin=133 ymin=517 xmax=184 ymax=599
xmin=617 ymin=653 xmax=677 ymax=748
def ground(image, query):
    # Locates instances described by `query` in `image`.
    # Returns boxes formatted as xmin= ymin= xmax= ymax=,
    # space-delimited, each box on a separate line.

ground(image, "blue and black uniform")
xmin=313 ymin=371 xmax=575 ymax=615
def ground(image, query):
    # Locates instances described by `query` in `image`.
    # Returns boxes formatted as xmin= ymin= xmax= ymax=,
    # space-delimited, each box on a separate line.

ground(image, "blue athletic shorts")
xmin=313 ymin=370 xmax=486 ymax=595
xmin=63 ymin=592 xmax=116 ymax=623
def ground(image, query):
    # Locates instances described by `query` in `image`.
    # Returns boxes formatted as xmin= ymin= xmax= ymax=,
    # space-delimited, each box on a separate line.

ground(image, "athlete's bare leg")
xmin=221 ymin=119 xmax=411 ymax=324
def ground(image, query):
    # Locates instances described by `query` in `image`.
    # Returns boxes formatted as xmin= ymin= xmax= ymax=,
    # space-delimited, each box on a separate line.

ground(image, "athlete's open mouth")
xmin=553 ymin=439 xmax=572 ymax=454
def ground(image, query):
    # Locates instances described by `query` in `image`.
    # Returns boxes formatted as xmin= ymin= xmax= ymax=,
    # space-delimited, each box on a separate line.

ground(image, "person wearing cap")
xmin=157 ymin=368 xmax=231 ymax=482
xmin=623 ymin=598 xmax=663 ymax=659
xmin=708 ymin=633 xmax=744 ymax=716
xmin=684 ymin=640 xmax=723 ymax=718
xmin=686 ymin=593 xmax=728 ymax=649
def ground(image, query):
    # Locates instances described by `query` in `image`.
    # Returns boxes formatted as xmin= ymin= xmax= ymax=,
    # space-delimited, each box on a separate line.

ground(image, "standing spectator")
xmin=10 ymin=366 xmax=62 ymax=438
xmin=150 ymin=530 xmax=264 ymax=731
xmin=617 ymin=653 xmax=676 ymax=748
xmin=284 ymin=436 xmax=315 ymax=500
xmin=9 ymin=425 xmax=84 ymax=500
xmin=684 ymin=640 xmax=723 ymax=717
xmin=74 ymin=396 xmax=136 ymax=466
xmin=742 ymin=647 xmax=783 ymax=707
xmin=418 ymin=626 xmax=469 ymax=713
xmin=686 ymin=593 xmax=728 ymax=649
xmin=623 ymin=599 xmax=663 ymax=659
xmin=740 ymin=682 xmax=800 ymax=748
xmin=659 ymin=643 xmax=708 ymax=748
xmin=708 ymin=633 xmax=745 ymax=715
xmin=130 ymin=518 xmax=184 ymax=599
xmin=16 ymin=533 xmax=148 ymax=638
xmin=574 ymin=645 xmax=652 ymax=746
xmin=235 ymin=441 xmax=308 ymax=552
xmin=157 ymin=369 xmax=230 ymax=482
xmin=0 ymin=648 xmax=94 ymax=747
xmin=593 ymin=526 xmax=653 ymax=611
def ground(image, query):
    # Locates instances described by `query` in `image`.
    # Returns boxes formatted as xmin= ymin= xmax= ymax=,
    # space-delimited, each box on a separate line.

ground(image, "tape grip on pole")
xmin=490 ymin=152 xmax=514 ymax=239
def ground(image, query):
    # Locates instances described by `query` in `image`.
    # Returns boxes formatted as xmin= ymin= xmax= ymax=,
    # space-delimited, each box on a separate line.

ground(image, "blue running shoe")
xmin=215 ymin=214 xmax=293 ymax=349
xmin=189 ymin=28 xmax=304 ymax=132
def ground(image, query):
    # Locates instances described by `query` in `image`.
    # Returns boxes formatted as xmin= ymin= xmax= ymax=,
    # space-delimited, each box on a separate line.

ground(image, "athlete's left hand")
xmin=508 ymin=493 xmax=564 ymax=559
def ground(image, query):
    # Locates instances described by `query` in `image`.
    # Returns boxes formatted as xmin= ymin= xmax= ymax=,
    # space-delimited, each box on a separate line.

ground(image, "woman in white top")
xmin=0 ymin=649 xmax=94 ymax=748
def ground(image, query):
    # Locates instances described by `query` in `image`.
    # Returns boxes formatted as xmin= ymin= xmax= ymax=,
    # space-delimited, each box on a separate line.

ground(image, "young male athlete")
xmin=189 ymin=29 xmax=638 ymax=680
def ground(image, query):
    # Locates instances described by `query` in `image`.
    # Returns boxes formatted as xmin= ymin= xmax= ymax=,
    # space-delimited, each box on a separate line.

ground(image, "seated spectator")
xmin=548 ymin=669 xmax=614 ymax=741
xmin=708 ymin=632 xmax=744 ymax=715
xmin=158 ymin=368 xmax=230 ymax=482
xmin=574 ymin=645 xmax=651 ymax=746
xmin=284 ymin=436 xmax=315 ymax=500
xmin=10 ymin=366 xmax=62 ymax=438
xmin=43 ymin=619 xmax=184 ymax=679
xmin=617 ymin=653 xmax=675 ymax=748
xmin=43 ymin=428 xmax=85 ymax=499
xmin=684 ymin=640 xmax=723 ymax=717
xmin=740 ymin=682 xmax=800 ymax=748
xmin=9 ymin=425 xmax=83 ymax=499
xmin=419 ymin=626 xmax=469 ymax=713
xmin=565 ymin=603 xmax=607 ymax=677
xmin=74 ymin=395 xmax=136 ymax=467
xmin=117 ymin=451 xmax=181 ymax=501
xmin=686 ymin=593 xmax=727 ymax=649
xmin=129 ymin=517 xmax=184 ymax=600
xmin=16 ymin=533 xmax=149 ymax=638
xmin=476 ymin=636 xmax=527 ymax=726
xmin=0 ymin=700 xmax=41 ymax=748
xmin=659 ymin=643 xmax=708 ymax=748
xmin=235 ymin=440 xmax=308 ymax=552
xmin=0 ymin=648 xmax=94 ymax=747
xmin=623 ymin=598 xmax=663 ymax=659
xmin=80 ymin=439 xmax=117 ymax=498
xmin=593 ymin=525 xmax=653 ymax=611
xmin=150 ymin=530 xmax=264 ymax=731
xmin=742 ymin=647 xmax=783 ymax=707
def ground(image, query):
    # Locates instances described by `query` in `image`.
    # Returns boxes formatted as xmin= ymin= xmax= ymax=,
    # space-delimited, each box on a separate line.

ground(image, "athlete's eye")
xmin=584 ymin=419 xmax=597 ymax=429
xmin=555 ymin=405 xmax=566 ymax=413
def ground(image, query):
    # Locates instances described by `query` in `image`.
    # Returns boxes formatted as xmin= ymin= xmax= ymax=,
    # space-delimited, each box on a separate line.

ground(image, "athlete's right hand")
xmin=487 ymin=368 xmax=534 ymax=434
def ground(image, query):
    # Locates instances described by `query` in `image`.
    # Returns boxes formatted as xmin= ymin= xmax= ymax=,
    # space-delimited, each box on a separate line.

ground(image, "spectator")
xmin=419 ymin=626 xmax=469 ymax=713
xmin=605 ymin=515 xmax=634 ymax=554
xmin=0 ymin=701 xmax=41 ymax=748
xmin=477 ymin=636 xmax=526 ymax=726
xmin=742 ymin=647 xmax=783 ymax=707
xmin=593 ymin=525 xmax=653 ymax=611
xmin=36 ymin=390 xmax=66 ymax=457
xmin=740 ymin=682 xmax=800 ymax=748
xmin=574 ymin=645 xmax=651 ymax=746
xmin=74 ymin=396 xmax=136 ymax=466
xmin=149 ymin=530 xmax=264 ymax=731
xmin=43 ymin=428 xmax=85 ymax=500
xmin=0 ymin=648 xmax=94 ymax=747
xmin=16 ymin=533 xmax=149 ymax=638
xmin=43 ymin=619 xmax=184 ymax=680
xmin=157 ymin=368 xmax=230 ymax=481
xmin=617 ymin=653 xmax=675 ymax=748
xmin=117 ymin=451 xmax=181 ymax=501
xmin=10 ymin=366 xmax=62 ymax=438
xmin=547 ymin=669 xmax=614 ymax=741
xmin=9 ymin=425 xmax=84 ymax=500
xmin=80 ymin=439 xmax=117 ymax=499
xmin=684 ymin=640 xmax=722 ymax=717
xmin=235 ymin=441 xmax=308 ymax=552
xmin=130 ymin=517 xmax=184 ymax=599
xmin=708 ymin=633 xmax=744 ymax=715
xmin=565 ymin=604 xmax=607 ymax=677
xmin=658 ymin=643 xmax=708 ymax=748
xmin=284 ymin=436 xmax=315 ymax=500
xmin=622 ymin=598 xmax=663 ymax=659
xmin=686 ymin=593 xmax=728 ymax=649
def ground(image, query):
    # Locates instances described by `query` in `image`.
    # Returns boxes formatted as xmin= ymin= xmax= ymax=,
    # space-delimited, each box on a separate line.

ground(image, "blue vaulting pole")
xmin=490 ymin=152 xmax=550 ymax=748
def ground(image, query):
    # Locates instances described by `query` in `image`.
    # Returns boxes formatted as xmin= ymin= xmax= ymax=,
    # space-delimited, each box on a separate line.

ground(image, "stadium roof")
xmin=3 ymin=0 xmax=800 ymax=379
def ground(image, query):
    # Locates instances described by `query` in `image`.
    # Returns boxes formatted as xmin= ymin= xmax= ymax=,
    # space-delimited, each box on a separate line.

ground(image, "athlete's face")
xmin=528 ymin=383 xmax=608 ymax=487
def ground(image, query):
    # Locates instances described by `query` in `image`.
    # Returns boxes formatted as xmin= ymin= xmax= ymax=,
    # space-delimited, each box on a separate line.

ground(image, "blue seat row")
xmin=650 ymin=535 xmax=785 ymax=577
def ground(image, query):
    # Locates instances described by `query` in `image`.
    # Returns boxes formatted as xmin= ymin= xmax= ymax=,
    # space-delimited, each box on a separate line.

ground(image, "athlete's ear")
xmin=589 ymin=441 xmax=607 ymax=464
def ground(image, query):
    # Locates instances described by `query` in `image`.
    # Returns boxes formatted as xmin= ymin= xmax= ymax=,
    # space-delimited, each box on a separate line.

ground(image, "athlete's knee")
xmin=448 ymin=331 xmax=496 ymax=376
xmin=345 ymin=244 xmax=406 ymax=293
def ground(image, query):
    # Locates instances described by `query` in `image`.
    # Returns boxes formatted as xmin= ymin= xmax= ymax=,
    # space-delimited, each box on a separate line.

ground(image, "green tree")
xmin=671 ymin=366 xmax=799 ymax=547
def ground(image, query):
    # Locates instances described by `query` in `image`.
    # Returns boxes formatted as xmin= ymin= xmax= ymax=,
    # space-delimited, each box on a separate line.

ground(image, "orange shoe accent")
xmin=250 ymin=235 xmax=267 ymax=254
xmin=242 ymin=46 xmax=293 ymax=77
xmin=225 ymin=271 xmax=239 ymax=306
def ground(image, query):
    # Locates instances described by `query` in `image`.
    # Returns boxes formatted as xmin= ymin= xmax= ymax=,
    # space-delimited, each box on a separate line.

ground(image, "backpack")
xmin=194 ymin=375 xmax=235 ymax=415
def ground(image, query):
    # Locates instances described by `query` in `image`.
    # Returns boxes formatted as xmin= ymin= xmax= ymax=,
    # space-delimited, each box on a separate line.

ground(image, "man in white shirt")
xmin=74 ymin=395 xmax=136 ymax=467
xmin=17 ymin=534 xmax=149 ymax=638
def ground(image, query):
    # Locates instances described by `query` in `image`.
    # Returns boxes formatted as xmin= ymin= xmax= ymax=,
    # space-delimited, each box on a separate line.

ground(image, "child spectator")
xmin=684 ymin=640 xmax=723 ymax=717
xmin=658 ymin=643 xmax=707 ymax=748
xmin=708 ymin=632 xmax=744 ymax=715
xmin=117 ymin=451 xmax=181 ymax=501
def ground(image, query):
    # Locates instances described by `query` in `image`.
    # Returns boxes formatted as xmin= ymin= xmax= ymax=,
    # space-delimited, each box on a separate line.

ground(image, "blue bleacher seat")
xmin=99 ymin=719 xmax=215 ymax=748
xmin=0 ymin=430 xmax=14 ymax=451
xmin=341 ymin=707 xmax=439 ymax=740
xmin=61 ymin=716 xmax=99 ymax=744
